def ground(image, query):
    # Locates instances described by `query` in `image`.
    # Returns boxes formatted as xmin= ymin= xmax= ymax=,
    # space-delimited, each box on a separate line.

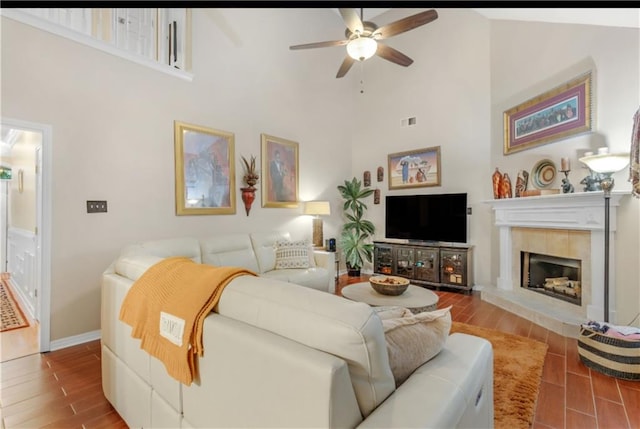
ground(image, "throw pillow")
xmin=274 ymin=239 xmax=311 ymax=269
xmin=307 ymin=243 xmax=317 ymax=268
xmin=376 ymin=305 xmax=452 ymax=387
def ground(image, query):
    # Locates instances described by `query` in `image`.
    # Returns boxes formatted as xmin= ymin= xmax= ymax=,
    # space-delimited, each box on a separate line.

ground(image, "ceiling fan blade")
xmin=374 ymin=10 xmax=438 ymax=40
xmin=336 ymin=56 xmax=355 ymax=78
xmin=290 ymin=39 xmax=349 ymax=50
xmin=339 ymin=8 xmax=363 ymax=34
xmin=376 ymin=44 xmax=414 ymax=67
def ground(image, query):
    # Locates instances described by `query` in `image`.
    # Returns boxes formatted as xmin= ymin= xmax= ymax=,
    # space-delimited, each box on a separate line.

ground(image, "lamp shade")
xmin=579 ymin=152 xmax=630 ymax=174
xmin=347 ymin=37 xmax=377 ymax=61
xmin=304 ymin=200 xmax=331 ymax=216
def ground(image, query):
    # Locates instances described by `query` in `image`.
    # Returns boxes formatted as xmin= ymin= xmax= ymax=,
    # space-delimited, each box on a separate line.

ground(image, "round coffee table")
xmin=341 ymin=282 xmax=439 ymax=314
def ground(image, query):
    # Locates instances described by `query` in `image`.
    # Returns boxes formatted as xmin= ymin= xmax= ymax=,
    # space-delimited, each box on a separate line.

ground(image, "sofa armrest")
xmin=356 ymin=370 xmax=467 ymax=428
xmin=313 ymin=250 xmax=336 ymax=293
xmin=357 ymin=333 xmax=493 ymax=428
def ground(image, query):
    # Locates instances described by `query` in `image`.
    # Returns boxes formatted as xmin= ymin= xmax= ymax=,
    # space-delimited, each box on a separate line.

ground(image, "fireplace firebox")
xmin=521 ymin=252 xmax=582 ymax=306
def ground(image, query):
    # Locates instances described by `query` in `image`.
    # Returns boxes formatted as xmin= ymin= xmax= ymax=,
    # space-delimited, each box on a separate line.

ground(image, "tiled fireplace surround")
xmin=483 ymin=191 xmax=625 ymax=338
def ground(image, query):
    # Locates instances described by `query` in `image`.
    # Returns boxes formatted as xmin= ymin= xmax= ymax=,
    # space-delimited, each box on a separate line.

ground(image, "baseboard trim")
xmin=50 ymin=329 xmax=101 ymax=351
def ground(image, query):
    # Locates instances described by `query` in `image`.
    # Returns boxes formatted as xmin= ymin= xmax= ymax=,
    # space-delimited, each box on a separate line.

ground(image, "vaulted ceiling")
xmin=334 ymin=8 xmax=640 ymax=29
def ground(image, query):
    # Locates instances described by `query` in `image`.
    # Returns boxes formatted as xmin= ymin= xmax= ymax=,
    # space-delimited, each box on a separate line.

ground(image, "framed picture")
xmin=388 ymin=146 xmax=441 ymax=190
xmin=504 ymin=72 xmax=592 ymax=155
xmin=174 ymin=121 xmax=236 ymax=215
xmin=261 ymin=133 xmax=299 ymax=208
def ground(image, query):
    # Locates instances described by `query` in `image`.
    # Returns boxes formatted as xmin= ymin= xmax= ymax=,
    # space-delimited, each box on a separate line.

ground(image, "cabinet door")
xmin=414 ymin=247 xmax=439 ymax=282
xmin=374 ymin=245 xmax=393 ymax=275
xmin=394 ymin=247 xmax=415 ymax=278
xmin=440 ymin=250 xmax=468 ymax=286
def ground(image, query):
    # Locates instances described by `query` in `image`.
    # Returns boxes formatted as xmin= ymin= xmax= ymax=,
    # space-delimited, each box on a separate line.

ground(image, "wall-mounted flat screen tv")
xmin=385 ymin=193 xmax=468 ymax=243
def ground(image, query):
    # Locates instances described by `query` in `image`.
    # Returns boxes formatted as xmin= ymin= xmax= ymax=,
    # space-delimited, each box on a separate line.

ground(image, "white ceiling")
xmin=336 ymin=8 xmax=640 ymax=29
xmin=473 ymin=8 xmax=640 ymax=28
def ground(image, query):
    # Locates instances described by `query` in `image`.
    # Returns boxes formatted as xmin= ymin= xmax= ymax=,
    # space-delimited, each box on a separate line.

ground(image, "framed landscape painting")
xmin=388 ymin=146 xmax=441 ymax=190
xmin=174 ymin=121 xmax=236 ymax=215
xmin=504 ymin=72 xmax=592 ymax=155
xmin=261 ymin=133 xmax=299 ymax=208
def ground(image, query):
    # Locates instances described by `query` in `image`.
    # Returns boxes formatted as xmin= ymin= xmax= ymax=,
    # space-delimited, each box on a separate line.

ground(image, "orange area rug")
xmin=451 ymin=322 xmax=548 ymax=429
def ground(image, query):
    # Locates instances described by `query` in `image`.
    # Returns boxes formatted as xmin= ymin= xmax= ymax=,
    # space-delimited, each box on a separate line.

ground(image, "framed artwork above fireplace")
xmin=503 ymin=72 xmax=593 ymax=155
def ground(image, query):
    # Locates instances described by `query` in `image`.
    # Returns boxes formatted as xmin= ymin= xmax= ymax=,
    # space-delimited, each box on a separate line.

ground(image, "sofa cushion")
xmin=114 ymin=255 xmax=165 ymax=282
xmin=120 ymin=238 xmax=202 ymax=263
xmin=200 ymin=234 xmax=260 ymax=272
xmin=250 ymin=231 xmax=291 ymax=273
xmin=216 ymin=275 xmax=396 ymax=418
xmin=274 ymin=239 xmax=312 ymax=269
xmin=376 ymin=306 xmax=452 ymax=387
xmin=261 ymin=267 xmax=327 ymax=291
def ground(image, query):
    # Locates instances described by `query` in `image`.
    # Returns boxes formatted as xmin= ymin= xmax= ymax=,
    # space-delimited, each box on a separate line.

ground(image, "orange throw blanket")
xmin=119 ymin=256 xmax=256 ymax=385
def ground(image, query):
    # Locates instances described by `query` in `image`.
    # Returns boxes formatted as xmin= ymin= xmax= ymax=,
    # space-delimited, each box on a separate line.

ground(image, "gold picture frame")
xmin=174 ymin=121 xmax=236 ymax=215
xmin=261 ymin=133 xmax=299 ymax=208
xmin=504 ymin=72 xmax=593 ymax=155
xmin=388 ymin=146 xmax=441 ymax=190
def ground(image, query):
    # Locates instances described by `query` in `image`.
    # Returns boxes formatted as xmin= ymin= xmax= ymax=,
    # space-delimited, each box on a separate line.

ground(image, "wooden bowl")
xmin=369 ymin=275 xmax=410 ymax=296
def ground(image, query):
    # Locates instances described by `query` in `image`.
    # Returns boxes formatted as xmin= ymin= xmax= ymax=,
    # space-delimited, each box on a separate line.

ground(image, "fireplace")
xmin=484 ymin=191 xmax=625 ymax=335
xmin=521 ymin=251 xmax=582 ymax=306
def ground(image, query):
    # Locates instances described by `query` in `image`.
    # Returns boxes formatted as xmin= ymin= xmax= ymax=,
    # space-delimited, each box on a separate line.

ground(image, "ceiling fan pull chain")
xmin=359 ymin=61 xmax=365 ymax=94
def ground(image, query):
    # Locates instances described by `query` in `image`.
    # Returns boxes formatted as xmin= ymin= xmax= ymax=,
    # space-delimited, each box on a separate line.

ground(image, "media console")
xmin=374 ymin=240 xmax=474 ymax=293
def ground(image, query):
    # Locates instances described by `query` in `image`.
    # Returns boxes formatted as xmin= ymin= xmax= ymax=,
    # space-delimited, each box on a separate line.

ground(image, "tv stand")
xmin=374 ymin=240 xmax=474 ymax=293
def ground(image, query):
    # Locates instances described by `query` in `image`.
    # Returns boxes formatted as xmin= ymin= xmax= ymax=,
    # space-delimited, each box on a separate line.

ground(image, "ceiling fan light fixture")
xmin=347 ymin=36 xmax=377 ymax=61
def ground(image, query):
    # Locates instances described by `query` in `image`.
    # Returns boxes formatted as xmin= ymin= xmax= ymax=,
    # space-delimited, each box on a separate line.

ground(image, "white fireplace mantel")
xmin=485 ymin=190 xmax=627 ymax=323
xmin=487 ymin=191 xmax=625 ymax=231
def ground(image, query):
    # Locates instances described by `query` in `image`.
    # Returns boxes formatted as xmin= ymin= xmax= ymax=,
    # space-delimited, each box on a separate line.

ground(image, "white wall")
xmin=1 ymin=9 xmax=356 ymax=340
xmin=490 ymin=20 xmax=640 ymax=325
xmin=351 ymin=9 xmax=492 ymax=285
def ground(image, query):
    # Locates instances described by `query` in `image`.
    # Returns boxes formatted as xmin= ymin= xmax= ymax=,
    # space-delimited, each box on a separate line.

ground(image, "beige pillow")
xmin=274 ymin=239 xmax=312 ymax=269
xmin=376 ymin=305 xmax=452 ymax=387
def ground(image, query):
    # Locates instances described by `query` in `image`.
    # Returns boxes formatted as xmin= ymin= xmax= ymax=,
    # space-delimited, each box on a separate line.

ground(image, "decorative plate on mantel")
xmin=531 ymin=159 xmax=556 ymax=189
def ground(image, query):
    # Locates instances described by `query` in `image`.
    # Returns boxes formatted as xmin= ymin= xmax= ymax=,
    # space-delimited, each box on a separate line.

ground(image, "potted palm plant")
xmin=337 ymin=177 xmax=375 ymax=276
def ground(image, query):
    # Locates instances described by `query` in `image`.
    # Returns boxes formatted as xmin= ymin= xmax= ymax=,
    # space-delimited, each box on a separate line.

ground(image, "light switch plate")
xmin=87 ymin=200 xmax=107 ymax=213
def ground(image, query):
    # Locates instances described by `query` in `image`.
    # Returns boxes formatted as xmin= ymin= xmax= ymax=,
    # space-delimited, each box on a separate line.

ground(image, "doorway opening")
xmin=0 ymin=118 xmax=51 ymax=361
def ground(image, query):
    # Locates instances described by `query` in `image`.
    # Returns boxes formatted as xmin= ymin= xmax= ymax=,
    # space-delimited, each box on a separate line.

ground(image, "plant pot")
xmin=347 ymin=266 xmax=361 ymax=277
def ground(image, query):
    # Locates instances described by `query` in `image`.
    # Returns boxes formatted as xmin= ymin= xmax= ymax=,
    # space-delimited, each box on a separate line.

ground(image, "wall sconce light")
xmin=578 ymin=148 xmax=630 ymax=322
xmin=304 ymin=200 xmax=331 ymax=248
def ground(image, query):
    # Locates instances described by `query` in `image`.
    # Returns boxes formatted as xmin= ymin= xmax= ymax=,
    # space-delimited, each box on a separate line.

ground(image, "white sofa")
xmin=115 ymin=231 xmax=336 ymax=293
xmin=101 ymin=232 xmax=494 ymax=428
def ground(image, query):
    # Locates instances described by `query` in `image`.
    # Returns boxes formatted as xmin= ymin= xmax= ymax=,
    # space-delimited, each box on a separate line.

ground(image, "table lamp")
xmin=578 ymin=148 xmax=630 ymax=322
xmin=304 ymin=201 xmax=331 ymax=248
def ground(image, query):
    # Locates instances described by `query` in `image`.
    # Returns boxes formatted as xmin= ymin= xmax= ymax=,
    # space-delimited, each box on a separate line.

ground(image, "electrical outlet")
xmin=467 ymin=207 xmax=472 ymax=215
xmin=87 ymin=200 xmax=107 ymax=213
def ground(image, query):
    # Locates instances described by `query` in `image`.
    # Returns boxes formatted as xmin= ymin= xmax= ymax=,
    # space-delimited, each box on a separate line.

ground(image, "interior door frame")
xmin=2 ymin=117 xmax=51 ymax=352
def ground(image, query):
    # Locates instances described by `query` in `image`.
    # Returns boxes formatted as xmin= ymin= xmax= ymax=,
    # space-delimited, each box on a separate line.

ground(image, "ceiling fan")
xmin=289 ymin=8 xmax=438 ymax=78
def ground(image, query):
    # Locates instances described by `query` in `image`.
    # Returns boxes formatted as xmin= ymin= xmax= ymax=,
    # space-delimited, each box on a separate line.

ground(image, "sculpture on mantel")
xmin=501 ymin=173 xmax=513 ymax=198
xmin=240 ymin=155 xmax=259 ymax=216
xmin=492 ymin=168 xmax=502 ymax=199
xmin=515 ymin=170 xmax=529 ymax=197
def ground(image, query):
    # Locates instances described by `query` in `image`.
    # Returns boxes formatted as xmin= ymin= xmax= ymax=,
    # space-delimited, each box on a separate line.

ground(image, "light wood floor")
xmin=0 ymin=274 xmax=638 ymax=428
xmin=0 ymin=279 xmax=40 ymax=363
